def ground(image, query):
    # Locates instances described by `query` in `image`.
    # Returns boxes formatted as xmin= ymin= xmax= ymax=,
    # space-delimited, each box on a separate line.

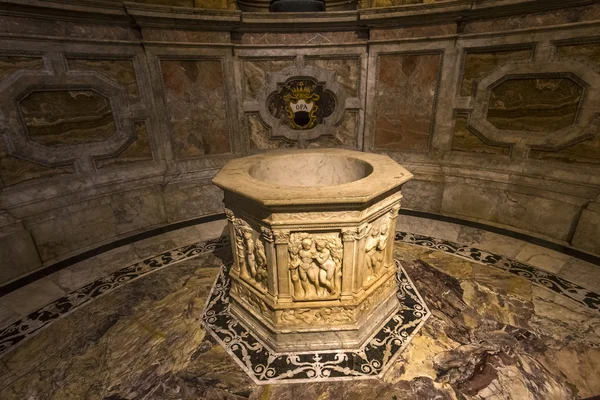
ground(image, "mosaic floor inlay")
xmin=396 ymin=232 xmax=600 ymax=313
xmin=0 ymin=231 xmax=598 ymax=362
xmin=201 ymin=260 xmax=430 ymax=384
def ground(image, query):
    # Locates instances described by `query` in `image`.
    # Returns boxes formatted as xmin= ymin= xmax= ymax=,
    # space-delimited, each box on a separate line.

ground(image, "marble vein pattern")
xmin=0 ymin=231 xmax=598 ymax=398
xmin=0 ymin=236 xmax=229 ymax=358
xmin=396 ymin=232 xmax=600 ymax=312
xmin=201 ymin=260 xmax=430 ymax=384
xmin=0 ymin=230 xmax=598 ymax=364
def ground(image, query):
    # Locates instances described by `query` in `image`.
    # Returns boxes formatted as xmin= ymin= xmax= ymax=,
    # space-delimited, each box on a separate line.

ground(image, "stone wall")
xmin=0 ymin=0 xmax=599 ymax=285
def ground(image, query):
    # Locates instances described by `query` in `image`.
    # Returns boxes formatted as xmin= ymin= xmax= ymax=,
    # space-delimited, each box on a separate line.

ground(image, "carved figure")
xmin=231 ymin=216 xmax=268 ymax=291
xmin=244 ymin=230 xmax=257 ymax=277
xmin=364 ymin=216 xmax=390 ymax=284
xmin=254 ymin=240 xmax=268 ymax=288
xmin=288 ymin=233 xmax=343 ymax=300
xmin=288 ymin=245 xmax=305 ymax=298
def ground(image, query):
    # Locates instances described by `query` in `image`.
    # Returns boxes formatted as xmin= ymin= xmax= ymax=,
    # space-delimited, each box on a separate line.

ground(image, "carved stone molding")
xmin=273 ymin=230 xmax=290 ymax=244
xmin=341 ymin=227 xmax=359 ymax=242
xmin=260 ymin=226 xmax=274 ymax=242
xmin=0 ymin=69 xmax=134 ymax=172
xmin=466 ymin=61 xmax=600 ymax=152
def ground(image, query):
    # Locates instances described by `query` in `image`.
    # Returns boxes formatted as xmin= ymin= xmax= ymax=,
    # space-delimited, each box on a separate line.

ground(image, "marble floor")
xmin=0 ymin=215 xmax=599 ymax=399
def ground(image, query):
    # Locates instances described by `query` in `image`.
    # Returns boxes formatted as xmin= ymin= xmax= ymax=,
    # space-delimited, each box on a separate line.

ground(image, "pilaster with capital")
xmin=224 ymin=208 xmax=241 ymax=273
xmin=274 ymin=230 xmax=292 ymax=302
xmin=261 ymin=226 xmax=278 ymax=298
xmin=341 ymin=227 xmax=358 ymax=300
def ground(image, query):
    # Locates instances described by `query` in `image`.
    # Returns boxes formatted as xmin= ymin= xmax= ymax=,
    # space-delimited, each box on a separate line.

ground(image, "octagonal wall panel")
xmin=486 ymin=77 xmax=584 ymax=133
xmin=19 ymin=89 xmax=116 ymax=146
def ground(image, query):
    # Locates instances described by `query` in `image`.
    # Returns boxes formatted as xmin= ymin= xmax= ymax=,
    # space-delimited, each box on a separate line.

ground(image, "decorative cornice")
xmin=0 ymin=0 xmax=598 ymax=36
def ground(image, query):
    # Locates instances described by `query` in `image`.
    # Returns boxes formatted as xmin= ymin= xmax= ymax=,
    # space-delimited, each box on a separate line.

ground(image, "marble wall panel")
xmin=486 ymin=77 xmax=583 ymax=133
xmin=66 ymin=58 xmax=141 ymax=104
xmin=462 ymin=4 xmax=600 ymax=34
xmin=30 ymin=199 xmax=119 ymax=262
xmin=241 ymin=32 xmax=359 ymax=45
xmin=0 ymin=138 xmax=75 ymax=187
xmin=367 ymin=0 xmax=426 ymax=8
xmin=242 ymin=59 xmax=295 ymax=101
xmin=572 ymin=202 xmax=600 ymax=254
xmin=441 ymin=181 xmax=581 ymax=241
xmin=400 ymin=179 xmax=443 ymax=213
xmin=0 ymin=227 xmax=42 ymax=284
xmin=141 ymin=29 xmax=231 ymax=43
xmin=460 ymin=48 xmax=532 ymax=97
xmin=95 ymin=121 xmax=154 ymax=169
xmin=320 ymin=111 xmax=359 ymax=148
xmin=370 ymin=24 xmax=456 ymax=40
xmin=305 ymin=57 xmax=360 ymax=98
xmin=529 ymin=131 xmax=600 ymax=164
xmin=135 ymin=0 xmax=193 ymax=7
xmin=19 ymin=90 xmax=116 ymax=146
xmin=0 ymin=15 xmax=140 ymax=41
xmin=248 ymin=111 xmax=359 ymax=150
xmin=373 ymin=52 xmax=441 ymax=151
xmin=451 ymin=114 xmax=510 ymax=155
xmin=193 ymin=0 xmax=233 ymax=9
xmin=555 ymin=41 xmax=600 ymax=73
xmin=0 ymin=56 xmax=44 ymax=81
xmin=110 ymin=186 xmax=166 ymax=235
xmin=248 ymin=113 xmax=289 ymax=150
xmin=163 ymin=182 xmax=224 ymax=223
xmin=160 ymin=59 xmax=231 ymax=158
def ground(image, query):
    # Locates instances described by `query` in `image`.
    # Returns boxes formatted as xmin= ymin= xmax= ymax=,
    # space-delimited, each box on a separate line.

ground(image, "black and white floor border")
xmin=201 ymin=260 xmax=430 ymax=384
xmin=396 ymin=232 xmax=600 ymax=312
xmin=0 ymin=231 xmax=597 ymax=361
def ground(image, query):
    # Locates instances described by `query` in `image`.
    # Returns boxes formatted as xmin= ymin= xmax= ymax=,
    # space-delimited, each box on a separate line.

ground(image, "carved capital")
xmin=357 ymin=223 xmax=370 ymax=240
xmin=261 ymin=226 xmax=274 ymax=242
xmin=274 ymin=230 xmax=290 ymax=244
xmin=341 ymin=227 xmax=359 ymax=242
xmin=390 ymin=204 xmax=401 ymax=218
xmin=224 ymin=208 xmax=235 ymax=222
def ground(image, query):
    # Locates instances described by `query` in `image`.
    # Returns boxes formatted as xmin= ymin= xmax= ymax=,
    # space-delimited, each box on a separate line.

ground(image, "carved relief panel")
xmin=288 ymin=232 xmax=343 ymax=301
xmin=363 ymin=213 xmax=392 ymax=287
xmin=228 ymin=213 xmax=269 ymax=293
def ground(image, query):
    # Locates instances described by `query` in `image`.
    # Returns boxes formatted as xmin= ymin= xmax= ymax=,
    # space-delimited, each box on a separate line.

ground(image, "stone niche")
xmin=212 ymin=149 xmax=412 ymax=352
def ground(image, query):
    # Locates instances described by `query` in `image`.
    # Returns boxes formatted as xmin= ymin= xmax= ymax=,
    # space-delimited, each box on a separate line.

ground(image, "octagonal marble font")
xmin=211 ymin=149 xmax=416 ymax=358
